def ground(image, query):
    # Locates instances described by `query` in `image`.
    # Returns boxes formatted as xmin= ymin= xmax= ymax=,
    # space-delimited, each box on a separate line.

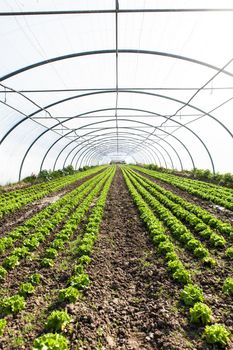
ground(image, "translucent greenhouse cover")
xmin=0 ymin=0 xmax=233 ymax=184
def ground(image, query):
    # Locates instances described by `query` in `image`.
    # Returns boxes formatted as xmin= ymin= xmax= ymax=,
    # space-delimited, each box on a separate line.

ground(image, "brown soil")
xmin=0 ymin=170 xmax=104 ymax=235
xmin=65 ymin=169 xmax=196 ymax=350
xmin=135 ymin=169 xmax=233 ymax=225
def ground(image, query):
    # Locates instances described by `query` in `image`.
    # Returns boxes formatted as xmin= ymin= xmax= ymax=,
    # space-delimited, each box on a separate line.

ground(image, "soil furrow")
xmin=67 ymin=169 xmax=194 ymax=350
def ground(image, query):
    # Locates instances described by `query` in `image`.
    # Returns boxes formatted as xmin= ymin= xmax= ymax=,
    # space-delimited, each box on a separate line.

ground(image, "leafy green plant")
xmin=51 ymin=239 xmax=64 ymax=250
xmin=32 ymin=333 xmax=69 ymax=350
xmin=222 ymin=278 xmax=233 ymax=296
xmin=209 ymin=233 xmax=226 ymax=248
xmin=167 ymin=259 xmax=183 ymax=273
xmin=225 ymin=246 xmax=233 ymax=259
xmin=74 ymin=264 xmax=84 ymax=274
xmin=69 ymin=273 xmax=90 ymax=289
xmin=12 ymin=246 xmax=30 ymax=259
xmin=3 ymin=255 xmax=19 ymax=270
xmin=190 ymin=302 xmax=212 ymax=325
xmin=44 ymin=248 xmax=58 ymax=259
xmin=19 ymin=282 xmax=35 ymax=298
xmin=186 ymin=239 xmax=200 ymax=251
xmin=59 ymin=286 xmax=81 ymax=303
xmin=23 ymin=237 xmax=40 ymax=251
xmin=78 ymin=255 xmax=91 ymax=265
xmin=0 ymin=295 xmax=26 ymax=315
xmin=203 ymin=324 xmax=231 ymax=346
xmin=180 ymin=284 xmax=204 ymax=306
xmin=40 ymin=258 xmax=54 ymax=268
xmin=28 ymin=273 xmax=41 ymax=285
xmin=199 ymin=228 xmax=212 ymax=239
xmin=193 ymin=247 xmax=209 ymax=259
xmin=0 ymin=318 xmax=6 ymax=336
xmin=172 ymin=268 xmax=191 ymax=285
xmin=46 ymin=310 xmax=72 ymax=331
xmin=0 ymin=266 xmax=7 ymax=280
xmin=158 ymin=240 xmax=174 ymax=255
xmin=165 ymin=251 xmax=178 ymax=262
xmin=202 ymin=256 xmax=216 ymax=267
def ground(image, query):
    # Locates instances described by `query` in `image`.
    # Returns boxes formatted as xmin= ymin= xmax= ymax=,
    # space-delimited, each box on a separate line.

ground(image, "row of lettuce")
xmin=122 ymin=167 xmax=232 ymax=348
xmin=132 ymin=165 xmax=233 ymax=211
xmin=0 ymin=167 xmax=115 ymax=350
xmin=0 ymin=166 xmax=106 ymax=219
xmin=143 ymin=164 xmax=233 ymax=188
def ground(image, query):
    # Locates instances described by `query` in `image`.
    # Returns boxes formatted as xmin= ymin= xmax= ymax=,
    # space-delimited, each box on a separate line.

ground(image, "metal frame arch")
xmin=86 ymin=148 xmax=144 ymax=168
xmin=1 ymin=49 xmax=233 ymax=83
xmin=18 ymin=112 xmax=197 ymax=181
xmin=80 ymin=142 xmax=153 ymax=169
xmin=58 ymin=127 xmax=174 ymax=169
xmin=70 ymin=136 xmax=163 ymax=170
xmin=64 ymin=134 xmax=161 ymax=169
xmin=37 ymin=107 xmax=191 ymax=173
xmin=1 ymin=89 xmax=232 ymax=146
xmin=67 ymin=132 xmax=164 ymax=169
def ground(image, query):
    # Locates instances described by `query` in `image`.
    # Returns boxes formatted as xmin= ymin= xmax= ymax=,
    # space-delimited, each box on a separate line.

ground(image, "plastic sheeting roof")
xmin=0 ymin=0 xmax=233 ymax=184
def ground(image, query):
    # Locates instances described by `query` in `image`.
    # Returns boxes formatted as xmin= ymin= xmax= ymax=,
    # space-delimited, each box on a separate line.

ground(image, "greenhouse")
xmin=0 ymin=1 xmax=233 ymax=349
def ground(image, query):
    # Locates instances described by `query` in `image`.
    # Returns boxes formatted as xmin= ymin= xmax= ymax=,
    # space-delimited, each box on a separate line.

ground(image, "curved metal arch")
xmin=59 ymin=128 xmax=175 ymax=170
xmin=18 ymin=110 xmax=200 ymax=181
xmin=2 ymin=88 xmax=232 ymax=146
xmin=69 ymin=136 xmax=165 ymax=170
xmin=1 ymin=49 xmax=233 ymax=83
xmin=82 ymin=145 xmax=153 ymax=169
xmin=67 ymin=134 xmax=161 ymax=169
xmin=37 ymin=107 xmax=191 ymax=174
xmin=86 ymin=147 xmax=144 ymax=168
xmin=80 ymin=142 xmax=153 ymax=169
xmin=45 ymin=130 xmax=163 ymax=170
xmin=67 ymin=131 xmax=165 ymax=170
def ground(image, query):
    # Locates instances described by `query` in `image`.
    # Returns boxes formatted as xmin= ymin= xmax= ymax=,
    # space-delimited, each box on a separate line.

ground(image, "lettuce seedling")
xmin=78 ymin=255 xmax=91 ymax=265
xmin=32 ymin=333 xmax=69 ymax=350
xmin=0 ymin=318 xmax=6 ymax=336
xmin=69 ymin=273 xmax=90 ymax=289
xmin=3 ymin=255 xmax=19 ymax=270
xmin=222 ymin=278 xmax=233 ymax=296
xmin=0 ymin=266 xmax=7 ymax=280
xmin=225 ymin=246 xmax=233 ymax=259
xmin=202 ymin=256 xmax=216 ymax=267
xmin=172 ymin=268 xmax=191 ymax=285
xmin=186 ymin=239 xmax=201 ymax=251
xmin=46 ymin=310 xmax=72 ymax=331
xmin=203 ymin=324 xmax=231 ymax=346
xmin=0 ymin=295 xmax=25 ymax=315
xmin=190 ymin=302 xmax=212 ymax=325
xmin=180 ymin=284 xmax=204 ymax=306
xmin=158 ymin=241 xmax=174 ymax=255
xmin=40 ymin=258 xmax=54 ymax=268
xmin=19 ymin=282 xmax=35 ymax=298
xmin=209 ymin=233 xmax=226 ymax=248
xmin=165 ymin=251 xmax=178 ymax=262
xmin=59 ymin=286 xmax=81 ymax=303
xmin=167 ymin=259 xmax=183 ymax=273
xmin=50 ymin=239 xmax=64 ymax=250
xmin=44 ymin=248 xmax=58 ymax=259
xmin=193 ymin=247 xmax=209 ymax=259
xmin=28 ymin=273 xmax=41 ymax=285
xmin=12 ymin=246 xmax=30 ymax=259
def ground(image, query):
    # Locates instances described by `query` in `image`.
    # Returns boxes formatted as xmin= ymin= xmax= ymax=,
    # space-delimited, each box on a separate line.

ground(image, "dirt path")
xmin=68 ymin=168 xmax=194 ymax=350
